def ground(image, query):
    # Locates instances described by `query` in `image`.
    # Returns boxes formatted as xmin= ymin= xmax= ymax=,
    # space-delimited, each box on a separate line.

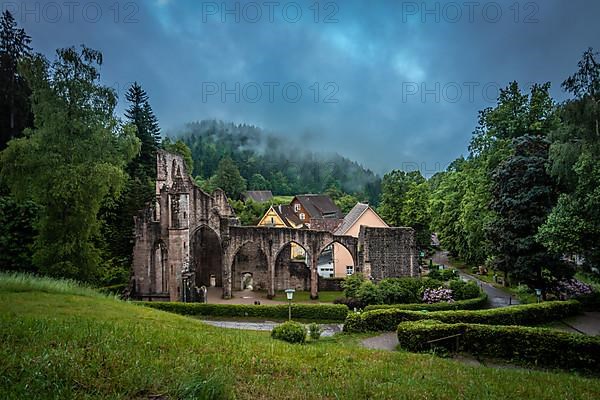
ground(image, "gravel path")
xmin=200 ymin=320 xmax=344 ymax=337
xmin=360 ymin=333 xmax=399 ymax=350
xmin=431 ymin=250 xmax=519 ymax=308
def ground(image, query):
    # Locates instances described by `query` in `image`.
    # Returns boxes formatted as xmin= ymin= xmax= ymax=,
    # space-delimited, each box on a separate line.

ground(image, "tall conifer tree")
xmin=0 ymin=10 xmax=32 ymax=149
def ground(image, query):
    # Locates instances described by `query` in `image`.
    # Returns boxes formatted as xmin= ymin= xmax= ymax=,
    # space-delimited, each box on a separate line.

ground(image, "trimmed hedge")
xmin=578 ymin=292 xmax=600 ymax=311
xmin=396 ymin=320 xmax=600 ymax=373
xmin=138 ymin=301 xmax=349 ymax=321
xmin=427 ymin=268 xmax=459 ymax=281
xmin=344 ymin=300 xmax=581 ymax=332
xmin=364 ymin=293 xmax=488 ymax=312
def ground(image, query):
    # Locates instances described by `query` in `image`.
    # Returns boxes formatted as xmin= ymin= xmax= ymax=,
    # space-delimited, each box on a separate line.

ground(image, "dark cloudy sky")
xmin=9 ymin=0 xmax=600 ymax=175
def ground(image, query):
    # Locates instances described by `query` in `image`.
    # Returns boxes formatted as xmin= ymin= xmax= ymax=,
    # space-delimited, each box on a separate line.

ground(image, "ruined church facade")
xmin=132 ymin=150 xmax=418 ymax=301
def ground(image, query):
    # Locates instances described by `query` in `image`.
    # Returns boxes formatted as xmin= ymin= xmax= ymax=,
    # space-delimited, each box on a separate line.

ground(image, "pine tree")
xmin=214 ymin=157 xmax=247 ymax=200
xmin=97 ymin=83 xmax=161 ymax=276
xmin=0 ymin=10 xmax=32 ymax=149
xmin=124 ymin=82 xmax=160 ymax=180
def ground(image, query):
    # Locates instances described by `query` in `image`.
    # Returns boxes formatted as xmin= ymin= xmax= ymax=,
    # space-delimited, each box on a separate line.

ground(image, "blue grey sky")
xmin=8 ymin=0 xmax=600 ymax=174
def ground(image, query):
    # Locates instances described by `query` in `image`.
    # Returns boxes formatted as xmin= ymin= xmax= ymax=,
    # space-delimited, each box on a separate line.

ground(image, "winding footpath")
xmin=200 ymin=320 xmax=343 ymax=337
xmin=432 ymin=250 xmax=519 ymax=308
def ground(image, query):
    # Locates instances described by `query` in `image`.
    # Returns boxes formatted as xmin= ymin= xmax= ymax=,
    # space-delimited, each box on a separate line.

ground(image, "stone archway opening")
xmin=151 ymin=241 xmax=168 ymax=294
xmin=190 ymin=225 xmax=223 ymax=288
xmin=320 ymin=241 xmax=356 ymax=279
xmin=275 ymin=241 xmax=310 ymax=292
xmin=231 ymin=242 xmax=269 ymax=291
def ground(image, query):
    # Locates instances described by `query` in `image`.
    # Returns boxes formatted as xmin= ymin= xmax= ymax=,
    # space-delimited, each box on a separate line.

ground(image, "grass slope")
xmin=1 ymin=273 xmax=599 ymax=399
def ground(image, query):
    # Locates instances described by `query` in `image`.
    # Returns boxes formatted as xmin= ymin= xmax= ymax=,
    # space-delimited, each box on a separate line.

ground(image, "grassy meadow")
xmin=1 ymin=273 xmax=599 ymax=399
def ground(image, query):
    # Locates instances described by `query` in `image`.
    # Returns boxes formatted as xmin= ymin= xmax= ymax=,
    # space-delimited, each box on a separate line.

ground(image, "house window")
xmin=299 ymin=213 xmax=305 ymax=221
xmin=346 ymin=266 xmax=354 ymax=275
xmin=270 ymin=217 xmax=274 ymax=225
xmin=294 ymin=203 xmax=300 ymax=212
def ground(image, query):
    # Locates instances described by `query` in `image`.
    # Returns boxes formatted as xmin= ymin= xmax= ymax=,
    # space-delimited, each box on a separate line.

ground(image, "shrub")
xmin=341 ymin=273 xmax=365 ymax=298
xmin=379 ymin=279 xmax=418 ymax=304
xmin=343 ymin=300 xmax=582 ymax=332
xmin=422 ymin=287 xmax=454 ymax=304
xmin=516 ymin=280 xmax=599 ymax=307
xmin=448 ymin=280 xmax=481 ymax=301
xmin=513 ymin=284 xmax=535 ymax=303
xmin=139 ymin=302 xmax=349 ymax=321
xmin=356 ymin=281 xmax=383 ymax=305
xmin=396 ymin=320 xmax=600 ymax=373
xmin=427 ymin=269 xmax=459 ymax=281
xmin=307 ymin=323 xmax=322 ymax=340
xmin=553 ymin=279 xmax=594 ymax=299
xmin=333 ymin=297 xmax=365 ymax=311
xmin=352 ymin=277 xmax=447 ymax=307
xmin=343 ymin=312 xmax=367 ymax=333
xmin=364 ymin=294 xmax=488 ymax=312
xmin=271 ymin=321 xmax=306 ymax=344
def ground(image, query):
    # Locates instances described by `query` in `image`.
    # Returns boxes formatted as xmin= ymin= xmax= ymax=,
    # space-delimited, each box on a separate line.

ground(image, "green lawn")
xmin=1 ymin=273 xmax=599 ymax=399
xmin=271 ymin=195 xmax=294 ymax=204
xmin=275 ymin=290 xmax=342 ymax=303
xmin=247 ymin=290 xmax=342 ymax=303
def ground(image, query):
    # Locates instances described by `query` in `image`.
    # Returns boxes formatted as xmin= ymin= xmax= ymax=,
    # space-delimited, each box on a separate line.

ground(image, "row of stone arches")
xmin=188 ymin=225 xmax=356 ymax=298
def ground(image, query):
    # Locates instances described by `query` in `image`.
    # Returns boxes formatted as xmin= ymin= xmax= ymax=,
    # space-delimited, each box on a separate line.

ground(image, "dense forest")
xmin=171 ymin=120 xmax=381 ymax=204
xmin=0 ymin=10 xmax=598 ymax=294
xmin=427 ymin=51 xmax=600 ymax=289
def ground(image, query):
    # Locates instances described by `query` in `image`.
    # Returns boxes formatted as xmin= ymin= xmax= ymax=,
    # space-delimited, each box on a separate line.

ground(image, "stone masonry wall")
xmin=231 ymin=244 xmax=269 ymax=291
xmin=359 ymin=226 xmax=418 ymax=281
xmin=275 ymin=245 xmax=310 ymax=291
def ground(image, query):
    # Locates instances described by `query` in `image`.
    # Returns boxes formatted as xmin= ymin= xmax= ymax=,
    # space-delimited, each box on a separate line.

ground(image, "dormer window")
xmin=294 ymin=203 xmax=300 ymax=212
xmin=299 ymin=213 xmax=305 ymax=221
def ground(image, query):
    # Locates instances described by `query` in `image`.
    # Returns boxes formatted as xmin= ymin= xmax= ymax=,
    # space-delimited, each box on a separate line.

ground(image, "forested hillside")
xmin=173 ymin=120 xmax=382 ymax=204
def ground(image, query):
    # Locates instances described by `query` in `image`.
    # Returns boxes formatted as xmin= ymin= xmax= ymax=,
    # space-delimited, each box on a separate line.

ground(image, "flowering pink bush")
xmin=554 ymin=279 xmax=594 ymax=299
xmin=422 ymin=287 xmax=454 ymax=304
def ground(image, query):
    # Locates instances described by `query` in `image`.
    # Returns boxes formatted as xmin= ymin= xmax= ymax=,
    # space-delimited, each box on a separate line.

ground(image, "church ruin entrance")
xmin=190 ymin=226 xmax=223 ymax=288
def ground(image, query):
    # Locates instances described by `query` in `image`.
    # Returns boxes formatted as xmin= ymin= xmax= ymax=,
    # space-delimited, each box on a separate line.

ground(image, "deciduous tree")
xmin=0 ymin=46 xmax=139 ymax=281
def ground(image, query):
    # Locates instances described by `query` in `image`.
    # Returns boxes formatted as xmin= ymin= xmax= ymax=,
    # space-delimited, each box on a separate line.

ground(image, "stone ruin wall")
xmin=132 ymin=150 xmax=420 ymax=301
xmin=358 ymin=226 xmax=418 ymax=281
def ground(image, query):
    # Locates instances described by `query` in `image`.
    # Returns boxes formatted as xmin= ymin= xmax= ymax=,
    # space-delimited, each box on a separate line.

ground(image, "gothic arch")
xmin=190 ymin=225 xmax=223 ymax=287
xmin=231 ymin=241 xmax=269 ymax=291
xmin=274 ymin=240 xmax=311 ymax=263
xmin=274 ymin=240 xmax=311 ymax=291
xmin=151 ymin=240 xmax=168 ymax=293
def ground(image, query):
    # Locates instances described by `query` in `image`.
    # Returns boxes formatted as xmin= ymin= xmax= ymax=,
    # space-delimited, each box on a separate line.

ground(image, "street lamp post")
xmin=535 ymin=288 xmax=542 ymax=303
xmin=285 ymin=289 xmax=295 ymax=321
